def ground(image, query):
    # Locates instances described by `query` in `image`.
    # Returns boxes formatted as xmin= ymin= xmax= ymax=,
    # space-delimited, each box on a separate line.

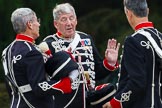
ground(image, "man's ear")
xmin=124 ymin=7 xmax=128 ymax=15
xmin=126 ymin=9 xmax=131 ymax=16
xmin=27 ymin=21 xmax=33 ymax=30
xmin=147 ymin=8 xmax=149 ymax=16
xmin=54 ymin=21 xmax=58 ymax=28
xmin=126 ymin=8 xmax=133 ymax=18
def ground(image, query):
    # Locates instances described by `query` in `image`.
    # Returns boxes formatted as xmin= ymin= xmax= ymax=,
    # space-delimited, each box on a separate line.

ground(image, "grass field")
xmin=0 ymin=83 xmax=10 ymax=108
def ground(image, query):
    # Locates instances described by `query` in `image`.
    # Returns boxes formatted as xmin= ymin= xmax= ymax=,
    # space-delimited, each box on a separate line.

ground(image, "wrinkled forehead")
xmin=58 ymin=12 xmax=75 ymax=18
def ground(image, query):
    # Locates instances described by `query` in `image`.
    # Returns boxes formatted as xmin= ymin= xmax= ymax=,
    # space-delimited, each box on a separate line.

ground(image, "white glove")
xmin=68 ymin=69 xmax=79 ymax=82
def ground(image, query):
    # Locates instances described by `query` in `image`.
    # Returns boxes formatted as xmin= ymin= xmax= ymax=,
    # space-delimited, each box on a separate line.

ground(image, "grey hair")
xmin=11 ymin=8 xmax=36 ymax=33
xmin=124 ymin=0 xmax=148 ymax=17
xmin=53 ymin=3 xmax=76 ymax=20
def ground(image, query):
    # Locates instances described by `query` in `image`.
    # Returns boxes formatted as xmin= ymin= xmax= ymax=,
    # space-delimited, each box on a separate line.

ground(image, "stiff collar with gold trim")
xmin=16 ymin=34 xmax=35 ymax=44
xmin=135 ymin=22 xmax=154 ymax=31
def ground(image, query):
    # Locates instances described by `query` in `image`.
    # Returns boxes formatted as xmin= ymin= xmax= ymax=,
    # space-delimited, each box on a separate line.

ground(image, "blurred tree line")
xmin=0 ymin=0 xmax=162 ymax=82
xmin=0 ymin=0 xmax=162 ymax=107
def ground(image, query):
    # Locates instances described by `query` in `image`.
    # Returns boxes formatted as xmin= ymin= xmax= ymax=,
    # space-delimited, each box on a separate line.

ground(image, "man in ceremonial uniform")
xmin=43 ymin=3 xmax=120 ymax=108
xmin=1 ymin=8 xmax=74 ymax=108
xmin=103 ymin=0 xmax=162 ymax=108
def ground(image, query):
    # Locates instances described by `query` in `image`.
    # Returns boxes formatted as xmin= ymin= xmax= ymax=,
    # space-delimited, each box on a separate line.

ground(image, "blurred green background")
xmin=0 ymin=0 xmax=162 ymax=107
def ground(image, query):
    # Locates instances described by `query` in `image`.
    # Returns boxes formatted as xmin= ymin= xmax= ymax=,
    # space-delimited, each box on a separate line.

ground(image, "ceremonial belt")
xmin=19 ymin=84 xmax=32 ymax=93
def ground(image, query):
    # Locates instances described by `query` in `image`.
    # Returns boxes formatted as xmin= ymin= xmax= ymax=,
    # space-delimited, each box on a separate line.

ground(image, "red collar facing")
xmin=16 ymin=34 xmax=35 ymax=44
xmin=56 ymin=31 xmax=71 ymax=39
xmin=135 ymin=22 xmax=154 ymax=31
xmin=56 ymin=31 xmax=62 ymax=37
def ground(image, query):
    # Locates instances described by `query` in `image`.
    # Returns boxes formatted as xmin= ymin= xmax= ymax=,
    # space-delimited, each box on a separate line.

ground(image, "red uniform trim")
xmin=45 ymin=50 xmax=52 ymax=56
xmin=52 ymin=77 xmax=72 ymax=94
xmin=103 ymin=59 xmax=119 ymax=71
xmin=16 ymin=34 xmax=34 ymax=44
xmin=110 ymin=98 xmax=121 ymax=108
xmin=56 ymin=31 xmax=62 ymax=37
xmin=135 ymin=22 xmax=154 ymax=31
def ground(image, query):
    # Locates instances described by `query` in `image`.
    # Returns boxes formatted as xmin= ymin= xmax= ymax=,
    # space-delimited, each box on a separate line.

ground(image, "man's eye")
xmin=61 ymin=18 xmax=67 ymax=22
xmin=69 ymin=16 xmax=75 ymax=20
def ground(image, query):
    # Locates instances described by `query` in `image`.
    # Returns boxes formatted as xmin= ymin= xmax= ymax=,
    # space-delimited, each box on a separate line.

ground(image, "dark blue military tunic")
xmin=110 ymin=22 xmax=162 ymax=108
xmin=43 ymin=31 xmax=118 ymax=108
xmin=2 ymin=34 xmax=72 ymax=108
